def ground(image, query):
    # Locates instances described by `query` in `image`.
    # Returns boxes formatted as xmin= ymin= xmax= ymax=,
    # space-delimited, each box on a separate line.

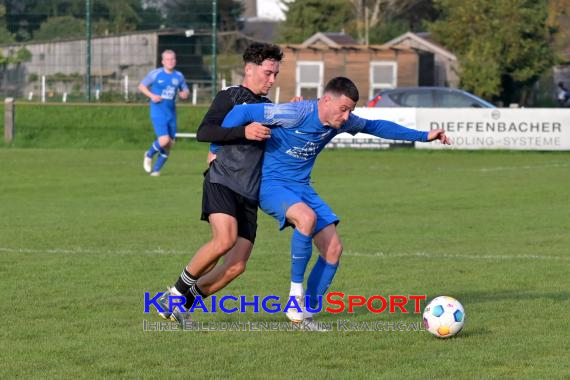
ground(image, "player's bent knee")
xmin=225 ymin=261 xmax=247 ymax=280
xmin=211 ymin=236 xmax=237 ymax=256
xmin=331 ymin=241 xmax=343 ymax=260
xmin=296 ymin=211 xmax=317 ymax=235
xmin=158 ymin=136 xmax=172 ymax=148
xmin=323 ymin=240 xmax=343 ymax=264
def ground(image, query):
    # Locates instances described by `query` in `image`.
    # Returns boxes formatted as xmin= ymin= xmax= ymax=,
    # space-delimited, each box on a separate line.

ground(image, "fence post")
xmin=192 ymin=84 xmax=198 ymax=105
xmin=41 ymin=76 xmax=46 ymax=103
xmin=4 ymin=98 xmax=14 ymax=143
xmin=275 ymin=86 xmax=280 ymax=104
xmin=124 ymin=75 xmax=129 ymax=101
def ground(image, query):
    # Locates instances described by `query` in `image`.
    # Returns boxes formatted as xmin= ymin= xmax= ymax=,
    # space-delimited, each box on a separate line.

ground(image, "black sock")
xmin=184 ymin=283 xmax=207 ymax=309
xmin=174 ymin=268 xmax=197 ymax=295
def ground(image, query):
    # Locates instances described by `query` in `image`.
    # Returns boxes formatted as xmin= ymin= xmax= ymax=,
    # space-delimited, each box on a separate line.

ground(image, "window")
xmin=296 ymin=61 xmax=323 ymax=99
xmin=391 ymin=90 xmax=434 ymax=107
xmin=369 ymin=62 xmax=397 ymax=99
xmin=436 ymin=90 xmax=481 ymax=107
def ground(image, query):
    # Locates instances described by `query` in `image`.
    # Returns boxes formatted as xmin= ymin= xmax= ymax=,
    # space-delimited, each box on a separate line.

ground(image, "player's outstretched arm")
xmin=196 ymin=92 xmax=247 ymax=143
xmin=221 ymin=103 xmax=267 ymax=129
xmin=427 ymin=128 xmax=452 ymax=145
xmin=219 ymin=104 xmax=269 ymax=141
xmin=244 ymin=122 xmax=271 ymax=141
xmin=222 ymin=102 xmax=303 ymax=131
xmin=361 ymin=118 xmax=429 ymax=142
xmin=360 ymin=119 xmax=452 ymax=144
xmin=197 ymin=103 xmax=269 ymax=142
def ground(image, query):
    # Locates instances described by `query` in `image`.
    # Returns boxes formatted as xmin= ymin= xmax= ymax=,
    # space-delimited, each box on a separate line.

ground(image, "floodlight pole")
xmin=211 ymin=0 xmax=218 ymax=100
xmin=86 ymin=0 xmax=92 ymax=102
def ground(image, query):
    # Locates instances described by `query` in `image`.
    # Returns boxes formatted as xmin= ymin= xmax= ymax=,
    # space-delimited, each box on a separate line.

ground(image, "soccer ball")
xmin=423 ymin=296 xmax=465 ymax=338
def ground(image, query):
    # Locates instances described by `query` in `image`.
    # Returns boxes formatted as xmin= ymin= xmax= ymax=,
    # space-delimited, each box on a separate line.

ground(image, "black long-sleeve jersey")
xmin=196 ymin=85 xmax=271 ymax=201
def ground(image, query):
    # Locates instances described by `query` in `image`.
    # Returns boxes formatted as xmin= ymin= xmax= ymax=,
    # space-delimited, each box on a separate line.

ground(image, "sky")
xmin=257 ymin=0 xmax=287 ymax=21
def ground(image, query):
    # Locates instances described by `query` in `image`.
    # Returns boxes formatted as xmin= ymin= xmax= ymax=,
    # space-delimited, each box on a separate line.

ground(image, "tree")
xmin=547 ymin=0 xmax=570 ymax=62
xmin=367 ymin=20 xmax=408 ymax=44
xmin=0 ymin=46 xmax=32 ymax=65
xmin=3 ymin=0 xmax=46 ymax=41
xmin=2 ymin=0 xmax=145 ymax=41
xmin=348 ymin=0 xmax=437 ymax=43
xmin=161 ymin=0 xmax=242 ymax=31
xmin=278 ymin=0 xmax=437 ymax=44
xmin=0 ymin=4 xmax=14 ymax=43
xmin=279 ymin=0 xmax=355 ymax=43
xmin=91 ymin=0 xmax=142 ymax=34
xmin=429 ymin=0 xmax=555 ymax=105
xmin=137 ymin=4 xmax=164 ymax=31
xmin=34 ymin=16 xmax=85 ymax=41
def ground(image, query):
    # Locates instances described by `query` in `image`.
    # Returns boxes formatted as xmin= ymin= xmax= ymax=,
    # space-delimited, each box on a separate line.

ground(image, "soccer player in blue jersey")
xmin=221 ymin=77 xmax=451 ymax=326
xmin=139 ymin=50 xmax=189 ymax=176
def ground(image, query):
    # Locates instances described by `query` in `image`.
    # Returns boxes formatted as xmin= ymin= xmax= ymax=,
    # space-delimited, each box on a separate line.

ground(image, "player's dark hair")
xmin=243 ymin=43 xmax=283 ymax=65
xmin=324 ymin=77 xmax=359 ymax=102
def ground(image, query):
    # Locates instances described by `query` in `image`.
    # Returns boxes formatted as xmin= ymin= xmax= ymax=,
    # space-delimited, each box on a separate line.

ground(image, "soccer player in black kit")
xmin=156 ymin=43 xmax=288 ymax=323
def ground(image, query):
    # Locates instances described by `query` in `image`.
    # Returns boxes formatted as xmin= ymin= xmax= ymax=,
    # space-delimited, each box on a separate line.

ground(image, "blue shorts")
xmin=259 ymin=181 xmax=339 ymax=234
xmin=152 ymin=116 xmax=177 ymax=139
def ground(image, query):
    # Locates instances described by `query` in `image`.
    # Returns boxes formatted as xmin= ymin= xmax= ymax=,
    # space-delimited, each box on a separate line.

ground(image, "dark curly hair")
xmin=324 ymin=77 xmax=359 ymax=103
xmin=243 ymin=43 xmax=283 ymax=65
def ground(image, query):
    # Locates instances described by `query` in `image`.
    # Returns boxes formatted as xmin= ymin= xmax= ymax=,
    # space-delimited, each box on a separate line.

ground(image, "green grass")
xmin=1 ymin=103 xmax=208 ymax=149
xmin=1 ymin=147 xmax=569 ymax=379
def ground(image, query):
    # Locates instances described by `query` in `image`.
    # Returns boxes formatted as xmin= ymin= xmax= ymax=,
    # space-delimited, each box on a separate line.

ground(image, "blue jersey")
xmin=221 ymin=100 xmax=429 ymax=185
xmin=140 ymin=68 xmax=188 ymax=119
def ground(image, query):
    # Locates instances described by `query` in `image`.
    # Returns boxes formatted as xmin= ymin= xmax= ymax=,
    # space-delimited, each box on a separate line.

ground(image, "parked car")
xmin=367 ymin=87 xmax=495 ymax=108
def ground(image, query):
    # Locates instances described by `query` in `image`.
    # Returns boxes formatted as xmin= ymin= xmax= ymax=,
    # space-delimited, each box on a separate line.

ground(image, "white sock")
xmin=170 ymin=286 xmax=182 ymax=296
xmin=290 ymin=282 xmax=304 ymax=296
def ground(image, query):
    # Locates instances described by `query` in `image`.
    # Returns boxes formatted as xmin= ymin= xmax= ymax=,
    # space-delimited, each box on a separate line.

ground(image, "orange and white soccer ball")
xmin=423 ymin=296 xmax=465 ymax=338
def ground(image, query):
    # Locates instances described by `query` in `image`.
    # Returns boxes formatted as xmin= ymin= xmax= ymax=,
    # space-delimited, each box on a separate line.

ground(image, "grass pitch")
xmin=0 ymin=145 xmax=569 ymax=379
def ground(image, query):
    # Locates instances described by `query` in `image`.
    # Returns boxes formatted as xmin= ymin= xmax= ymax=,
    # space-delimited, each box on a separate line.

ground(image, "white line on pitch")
xmin=343 ymin=251 xmax=570 ymax=261
xmin=1 ymin=247 xmax=568 ymax=262
xmin=477 ymin=162 xmax=570 ymax=172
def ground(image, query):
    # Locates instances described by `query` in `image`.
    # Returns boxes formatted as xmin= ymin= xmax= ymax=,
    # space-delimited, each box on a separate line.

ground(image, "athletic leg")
xmin=194 ymin=237 xmax=252 ymax=295
xmin=186 ymin=213 xmax=238 ymax=277
xmin=306 ymin=224 xmax=343 ymax=312
xmin=300 ymin=187 xmax=342 ymax=315
xmin=145 ymin=118 xmax=168 ymax=173
xmin=285 ymin=202 xmax=316 ymax=292
xmin=184 ymin=192 xmax=258 ymax=306
xmin=151 ymin=135 xmax=172 ymax=175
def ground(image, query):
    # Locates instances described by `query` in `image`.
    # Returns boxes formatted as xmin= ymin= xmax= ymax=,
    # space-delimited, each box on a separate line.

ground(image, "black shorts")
xmin=201 ymin=172 xmax=258 ymax=243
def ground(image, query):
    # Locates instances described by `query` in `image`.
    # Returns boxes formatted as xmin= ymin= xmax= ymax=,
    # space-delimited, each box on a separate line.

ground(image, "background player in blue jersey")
xmin=139 ymin=50 xmax=189 ymax=176
xmin=221 ymin=77 xmax=451 ymax=326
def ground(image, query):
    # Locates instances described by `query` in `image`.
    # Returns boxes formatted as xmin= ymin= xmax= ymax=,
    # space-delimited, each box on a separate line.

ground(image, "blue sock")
xmin=306 ymin=256 xmax=338 ymax=309
xmin=146 ymin=140 xmax=160 ymax=158
xmin=291 ymin=229 xmax=313 ymax=283
xmin=152 ymin=146 xmax=169 ymax=173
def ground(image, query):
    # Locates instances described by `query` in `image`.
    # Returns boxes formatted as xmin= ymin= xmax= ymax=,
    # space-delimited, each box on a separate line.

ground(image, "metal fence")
xmin=0 ymin=28 xmax=249 ymax=105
